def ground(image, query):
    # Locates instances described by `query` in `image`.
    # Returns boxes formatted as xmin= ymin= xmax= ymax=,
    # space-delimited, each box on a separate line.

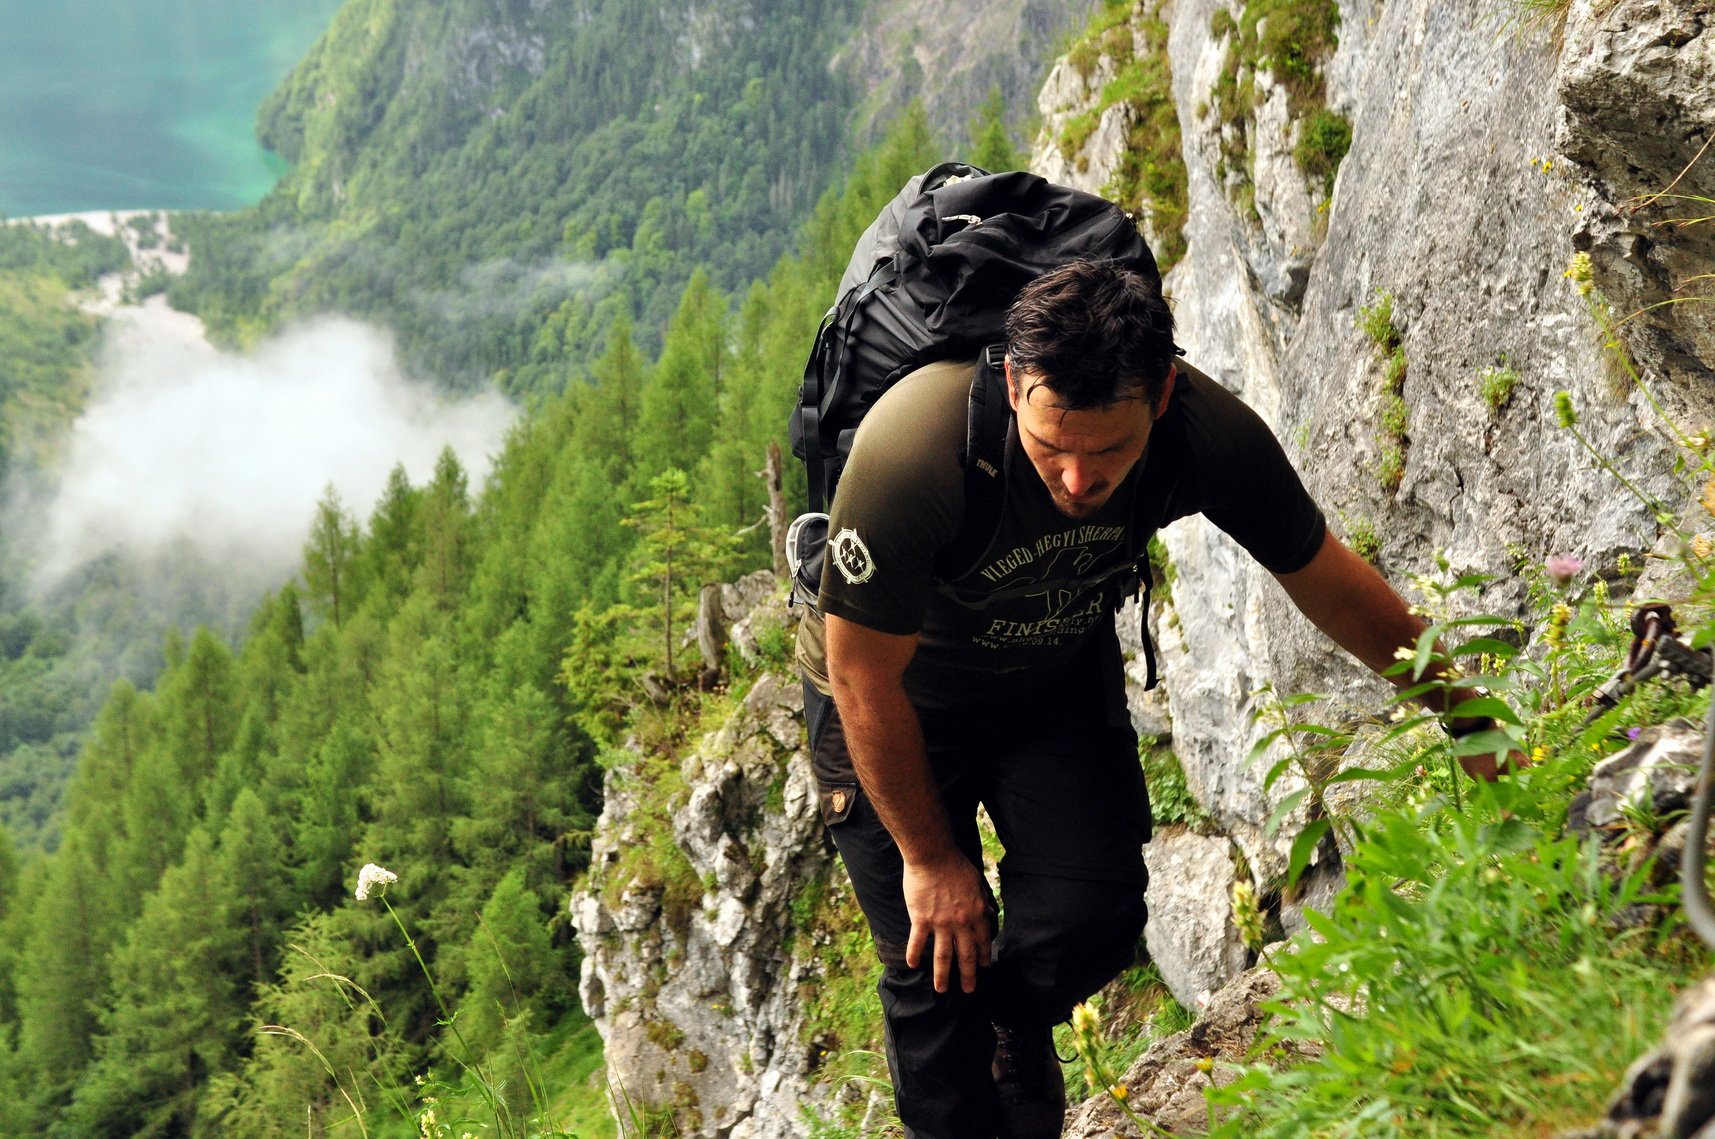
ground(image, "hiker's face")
xmin=1007 ymin=365 xmax=1174 ymax=520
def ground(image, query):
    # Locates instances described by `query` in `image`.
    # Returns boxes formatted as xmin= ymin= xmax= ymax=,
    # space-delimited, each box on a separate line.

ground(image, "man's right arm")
xmin=825 ymin=612 xmax=993 ymax=993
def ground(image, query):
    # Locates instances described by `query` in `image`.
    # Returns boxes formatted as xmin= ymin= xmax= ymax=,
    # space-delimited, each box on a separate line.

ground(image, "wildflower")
xmin=1695 ymin=534 xmax=1714 ymax=559
xmin=1110 ymin=1083 xmax=1130 ymax=1102
xmin=1545 ymin=554 xmax=1583 ymax=588
xmin=1532 ymin=744 xmax=1549 ymax=765
xmin=1545 ymin=602 xmax=1574 ymax=649
xmin=1392 ymin=645 xmax=1416 ymax=662
xmin=355 ymin=863 xmax=398 ymax=901
xmin=1564 ymin=252 xmax=1594 ymax=295
xmin=1072 ymin=1001 xmax=1101 ymax=1041
xmin=1626 ymin=727 xmax=1642 ymax=740
xmin=1194 ymin=1057 xmax=1215 ymax=1073
xmin=1554 ymin=391 xmax=1578 ymax=428
xmin=1618 ymin=552 xmax=1635 ymax=575
xmin=1231 ymin=878 xmax=1266 ymax=951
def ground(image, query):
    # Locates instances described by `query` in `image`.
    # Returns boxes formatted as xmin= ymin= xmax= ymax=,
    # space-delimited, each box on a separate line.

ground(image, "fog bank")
xmin=18 ymin=312 xmax=516 ymax=594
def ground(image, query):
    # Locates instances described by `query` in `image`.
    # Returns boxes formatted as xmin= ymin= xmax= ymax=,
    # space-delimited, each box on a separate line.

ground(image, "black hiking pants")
xmin=801 ymin=639 xmax=1152 ymax=1139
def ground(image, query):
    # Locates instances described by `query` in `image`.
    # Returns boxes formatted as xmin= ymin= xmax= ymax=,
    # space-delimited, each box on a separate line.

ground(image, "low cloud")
xmin=409 ymin=255 xmax=606 ymax=324
xmin=18 ymin=312 xmax=517 ymax=594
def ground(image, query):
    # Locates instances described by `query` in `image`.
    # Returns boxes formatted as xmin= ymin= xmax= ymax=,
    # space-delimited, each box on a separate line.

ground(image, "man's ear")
xmin=1154 ymin=365 xmax=1177 ymax=419
xmin=1004 ymin=358 xmax=1020 ymax=411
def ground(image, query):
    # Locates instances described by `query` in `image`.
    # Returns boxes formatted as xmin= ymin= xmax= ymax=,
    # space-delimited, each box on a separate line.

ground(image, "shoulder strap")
xmin=934 ymin=345 xmax=1011 ymax=581
xmin=1123 ymin=391 xmax=1190 ymax=692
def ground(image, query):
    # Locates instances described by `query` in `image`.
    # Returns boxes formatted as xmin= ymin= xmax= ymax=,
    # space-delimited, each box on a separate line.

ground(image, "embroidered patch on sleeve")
xmin=830 ymin=527 xmax=876 ymax=584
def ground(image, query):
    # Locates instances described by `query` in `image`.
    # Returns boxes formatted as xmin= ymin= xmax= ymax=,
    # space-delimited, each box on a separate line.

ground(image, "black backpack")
xmin=785 ymin=162 xmax=1168 ymax=683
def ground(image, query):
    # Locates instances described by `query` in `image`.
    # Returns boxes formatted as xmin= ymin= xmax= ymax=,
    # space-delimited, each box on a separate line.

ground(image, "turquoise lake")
xmin=0 ymin=0 xmax=345 ymax=217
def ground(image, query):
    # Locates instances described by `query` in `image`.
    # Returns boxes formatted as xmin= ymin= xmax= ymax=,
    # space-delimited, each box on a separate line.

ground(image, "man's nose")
xmin=1062 ymin=461 xmax=1097 ymax=497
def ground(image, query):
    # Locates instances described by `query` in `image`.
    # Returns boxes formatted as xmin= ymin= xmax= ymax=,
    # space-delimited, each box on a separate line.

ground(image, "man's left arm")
xmin=1272 ymin=533 xmax=1522 ymax=781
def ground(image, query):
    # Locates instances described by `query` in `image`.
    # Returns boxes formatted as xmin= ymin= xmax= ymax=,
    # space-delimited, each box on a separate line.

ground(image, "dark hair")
xmin=1002 ymin=261 xmax=1177 ymax=409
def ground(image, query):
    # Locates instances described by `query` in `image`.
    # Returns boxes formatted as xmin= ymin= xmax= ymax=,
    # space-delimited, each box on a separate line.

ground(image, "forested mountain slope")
xmin=167 ymin=0 xmax=1094 ymax=397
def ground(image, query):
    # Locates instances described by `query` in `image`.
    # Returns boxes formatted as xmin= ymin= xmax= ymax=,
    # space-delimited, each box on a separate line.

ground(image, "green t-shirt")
xmin=797 ymin=357 xmax=1326 ymax=709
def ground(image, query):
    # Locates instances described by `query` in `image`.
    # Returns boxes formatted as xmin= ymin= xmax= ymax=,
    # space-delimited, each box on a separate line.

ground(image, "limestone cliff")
xmin=1048 ymin=0 xmax=1709 ymax=993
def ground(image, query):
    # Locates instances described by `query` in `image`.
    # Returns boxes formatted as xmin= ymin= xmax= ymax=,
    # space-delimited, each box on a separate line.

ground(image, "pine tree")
xmin=415 ymin=447 xmax=473 ymax=605
xmin=196 ymin=910 xmax=412 ymax=1139
xmin=363 ymin=464 xmax=422 ymax=605
xmin=12 ymin=829 xmax=112 ymax=1121
xmin=291 ymin=719 xmax=374 ymax=906
xmin=456 ymin=871 xmax=562 ymax=1070
xmin=64 ymin=828 xmax=247 ymax=1138
xmin=967 ymin=86 xmax=1024 ymax=172
xmin=303 ymin=486 xmax=365 ymax=628
xmin=622 ymin=467 xmax=739 ymax=681
xmin=632 ymin=270 xmax=728 ymax=485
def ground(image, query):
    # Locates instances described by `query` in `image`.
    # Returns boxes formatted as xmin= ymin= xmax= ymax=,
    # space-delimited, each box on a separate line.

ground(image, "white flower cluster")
xmin=355 ymin=862 xmax=398 ymax=901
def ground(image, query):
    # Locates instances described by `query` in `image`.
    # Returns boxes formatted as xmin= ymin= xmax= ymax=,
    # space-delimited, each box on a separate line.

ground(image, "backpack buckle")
xmin=983 ymin=343 xmax=1006 ymax=371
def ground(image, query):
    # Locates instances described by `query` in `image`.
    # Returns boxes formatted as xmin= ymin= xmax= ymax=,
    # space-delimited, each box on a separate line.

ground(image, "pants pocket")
xmin=818 ymin=780 xmax=860 ymax=827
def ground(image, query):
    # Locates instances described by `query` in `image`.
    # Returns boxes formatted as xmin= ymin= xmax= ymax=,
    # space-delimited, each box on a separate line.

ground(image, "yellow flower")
xmin=1194 ymin=1057 xmax=1215 ymax=1073
xmin=1110 ymin=1083 xmax=1130 ymax=1102
xmin=1231 ymin=878 xmax=1266 ymax=950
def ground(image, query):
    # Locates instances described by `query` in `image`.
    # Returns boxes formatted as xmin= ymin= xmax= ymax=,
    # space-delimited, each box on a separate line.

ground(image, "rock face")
xmin=832 ymin=0 xmax=1104 ymax=147
xmin=1040 ymin=0 xmax=1701 ymax=890
xmin=571 ymin=588 xmax=847 ymax=1138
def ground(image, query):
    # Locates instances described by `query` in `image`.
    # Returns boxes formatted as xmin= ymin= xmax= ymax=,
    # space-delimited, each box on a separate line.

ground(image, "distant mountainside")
xmin=168 ymin=0 xmax=1096 ymax=395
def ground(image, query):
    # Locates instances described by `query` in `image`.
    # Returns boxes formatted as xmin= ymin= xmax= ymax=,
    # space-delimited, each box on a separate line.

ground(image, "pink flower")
xmin=1546 ymin=554 xmax=1583 ymax=588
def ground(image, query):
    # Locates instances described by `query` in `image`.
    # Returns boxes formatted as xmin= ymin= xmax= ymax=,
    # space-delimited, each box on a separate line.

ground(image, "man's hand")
xmin=903 ymin=852 xmax=993 ymax=994
xmin=1458 ymin=744 xmax=1534 ymax=782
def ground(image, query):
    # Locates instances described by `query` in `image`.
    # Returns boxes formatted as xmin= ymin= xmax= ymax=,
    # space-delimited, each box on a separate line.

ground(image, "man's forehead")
xmin=1012 ymin=367 xmax=1150 ymax=411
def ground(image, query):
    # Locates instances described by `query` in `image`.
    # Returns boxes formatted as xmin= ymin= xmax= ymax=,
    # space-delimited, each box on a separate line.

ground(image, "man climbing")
xmin=795 ymin=260 xmax=1511 ymax=1139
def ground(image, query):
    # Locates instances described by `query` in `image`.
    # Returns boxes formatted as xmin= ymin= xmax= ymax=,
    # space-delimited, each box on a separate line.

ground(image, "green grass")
xmin=539 ymin=1015 xmax=620 ymax=1137
xmin=1196 ymin=538 xmax=1715 ymax=1137
xmin=1480 ymin=360 xmax=1521 ymax=411
xmin=1207 ymin=0 xmax=1346 ymax=210
xmin=1053 ymin=3 xmax=1188 ymax=270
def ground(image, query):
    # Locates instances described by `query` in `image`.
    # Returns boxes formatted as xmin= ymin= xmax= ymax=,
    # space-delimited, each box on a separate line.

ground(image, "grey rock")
xmin=1065 ymin=968 xmax=1282 ymax=1138
xmin=1143 ymin=828 xmax=1250 ymax=1009
xmin=1574 ymin=721 xmax=1704 ymax=833
xmin=1559 ymin=0 xmax=1715 ymax=405
xmin=571 ymin=671 xmax=842 ymax=1138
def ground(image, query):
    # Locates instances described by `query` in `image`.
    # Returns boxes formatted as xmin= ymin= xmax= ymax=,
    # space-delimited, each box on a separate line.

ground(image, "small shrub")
xmin=1141 ymin=742 xmax=1215 ymax=830
xmin=1294 ymin=107 xmax=1352 ymax=195
xmin=1343 ymin=515 xmax=1382 ymax=564
xmin=1480 ymin=359 xmax=1521 ymax=410
xmin=1376 ymin=443 xmax=1405 ymax=491
xmin=1357 ymin=290 xmax=1398 ymax=349
xmin=1383 ymin=343 xmax=1408 ymax=389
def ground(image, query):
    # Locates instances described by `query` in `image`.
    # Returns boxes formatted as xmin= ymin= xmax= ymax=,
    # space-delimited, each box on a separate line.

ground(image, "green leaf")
xmin=1447 ymin=695 xmax=1523 ymax=725
xmin=1452 ymin=727 xmax=1522 ymax=758
xmin=1323 ymin=767 xmax=1394 ymax=785
xmin=1411 ymin=627 xmax=1439 ymax=678
xmin=1265 ymin=786 xmax=1311 ymax=836
xmin=1449 ymin=637 xmax=1519 ymax=659
xmin=1287 ymin=819 xmax=1331 ymax=886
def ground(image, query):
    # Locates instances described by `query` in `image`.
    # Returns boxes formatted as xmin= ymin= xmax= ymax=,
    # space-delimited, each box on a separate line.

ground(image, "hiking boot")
xmin=992 ymin=1022 xmax=1067 ymax=1139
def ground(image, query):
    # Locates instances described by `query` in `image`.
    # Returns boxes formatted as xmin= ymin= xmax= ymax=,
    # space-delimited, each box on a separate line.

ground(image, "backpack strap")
xmin=1124 ymin=394 xmax=1189 ymax=693
xmin=935 ymin=345 xmax=1012 ymax=581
